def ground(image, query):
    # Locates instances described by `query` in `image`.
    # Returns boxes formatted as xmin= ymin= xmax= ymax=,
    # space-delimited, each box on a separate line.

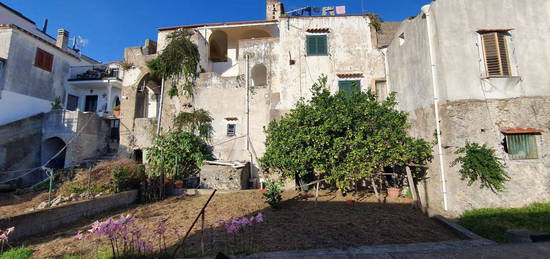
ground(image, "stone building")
xmin=385 ymin=0 xmax=550 ymax=216
xmin=120 ymin=0 xmax=390 ymax=187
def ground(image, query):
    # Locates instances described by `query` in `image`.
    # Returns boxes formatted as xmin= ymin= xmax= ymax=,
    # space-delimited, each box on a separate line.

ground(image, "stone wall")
xmin=0 ymin=113 xmax=44 ymax=171
xmin=0 ymin=190 xmax=138 ymax=241
xmin=199 ymin=163 xmax=250 ymax=190
xmin=409 ymin=97 xmax=550 ymax=217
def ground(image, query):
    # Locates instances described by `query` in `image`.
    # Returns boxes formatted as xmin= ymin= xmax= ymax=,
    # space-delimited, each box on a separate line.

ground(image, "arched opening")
xmin=209 ymin=30 xmax=228 ymax=62
xmin=42 ymin=137 xmax=66 ymax=169
xmin=251 ymin=64 xmax=267 ymax=86
xmin=135 ymin=74 xmax=160 ymax=119
xmin=113 ymin=96 xmax=120 ymax=109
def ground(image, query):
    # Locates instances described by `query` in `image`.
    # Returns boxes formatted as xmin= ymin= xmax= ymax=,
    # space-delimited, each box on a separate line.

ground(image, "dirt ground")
xmin=24 ymin=190 xmax=460 ymax=258
xmin=0 ymin=192 xmax=50 ymax=218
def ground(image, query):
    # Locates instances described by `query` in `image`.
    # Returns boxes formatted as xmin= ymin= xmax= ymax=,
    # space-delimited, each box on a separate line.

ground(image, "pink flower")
xmin=255 ymin=212 xmax=264 ymax=223
xmin=6 ymin=227 xmax=14 ymax=235
xmin=0 ymin=233 xmax=7 ymax=241
xmin=75 ymin=230 xmax=84 ymax=240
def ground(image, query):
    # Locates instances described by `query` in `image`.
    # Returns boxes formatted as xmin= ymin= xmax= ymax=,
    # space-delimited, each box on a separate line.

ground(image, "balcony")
xmin=68 ymin=65 xmax=122 ymax=82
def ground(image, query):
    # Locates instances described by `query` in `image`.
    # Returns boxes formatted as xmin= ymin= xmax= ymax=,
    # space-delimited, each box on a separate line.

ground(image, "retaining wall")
xmin=0 ymin=190 xmax=138 ymax=240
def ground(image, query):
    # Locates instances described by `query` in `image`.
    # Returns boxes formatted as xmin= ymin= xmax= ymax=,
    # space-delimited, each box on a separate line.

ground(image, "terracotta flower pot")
xmin=387 ymin=187 xmax=401 ymax=198
xmin=113 ymin=110 xmax=121 ymax=117
xmin=174 ymin=181 xmax=184 ymax=189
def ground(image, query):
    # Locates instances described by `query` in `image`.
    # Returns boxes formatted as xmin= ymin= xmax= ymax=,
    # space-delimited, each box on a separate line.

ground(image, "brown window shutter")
xmin=481 ymin=31 xmax=511 ymax=77
xmin=34 ymin=48 xmax=53 ymax=72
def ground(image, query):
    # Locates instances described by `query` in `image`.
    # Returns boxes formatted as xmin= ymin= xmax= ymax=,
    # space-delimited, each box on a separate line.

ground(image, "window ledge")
xmin=481 ymin=75 xmax=521 ymax=80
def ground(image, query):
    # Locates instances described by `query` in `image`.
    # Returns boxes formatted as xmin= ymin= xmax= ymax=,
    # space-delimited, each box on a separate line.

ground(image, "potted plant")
xmin=174 ymin=180 xmax=184 ymax=189
xmin=387 ymin=187 xmax=401 ymax=198
xmin=113 ymin=105 xmax=121 ymax=116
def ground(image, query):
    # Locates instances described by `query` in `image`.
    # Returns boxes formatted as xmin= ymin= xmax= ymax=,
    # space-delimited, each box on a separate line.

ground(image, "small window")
xmin=306 ymin=35 xmax=328 ymax=56
xmin=66 ymin=94 xmax=79 ymax=111
xmin=480 ymin=31 xmax=511 ymax=77
xmin=399 ymin=33 xmax=405 ymax=46
xmin=338 ymin=80 xmax=361 ymax=94
xmin=375 ymin=80 xmax=387 ymax=101
xmin=227 ymin=124 xmax=236 ymax=137
xmin=504 ymin=134 xmax=538 ymax=160
xmin=34 ymin=48 xmax=54 ymax=72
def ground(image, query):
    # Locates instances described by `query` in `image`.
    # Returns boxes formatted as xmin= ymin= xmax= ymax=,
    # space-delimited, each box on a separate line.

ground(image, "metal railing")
xmin=68 ymin=65 xmax=122 ymax=81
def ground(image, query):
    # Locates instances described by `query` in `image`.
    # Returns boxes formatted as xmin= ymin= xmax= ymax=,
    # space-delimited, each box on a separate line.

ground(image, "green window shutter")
xmin=307 ymin=35 xmax=328 ymax=56
xmin=317 ymin=35 xmax=327 ymax=55
xmin=339 ymin=80 xmax=361 ymax=95
xmin=506 ymin=134 xmax=538 ymax=160
xmin=307 ymin=35 xmax=317 ymax=55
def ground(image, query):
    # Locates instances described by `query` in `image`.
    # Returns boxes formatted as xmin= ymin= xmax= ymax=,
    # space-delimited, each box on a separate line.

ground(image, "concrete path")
xmin=244 ymin=241 xmax=550 ymax=259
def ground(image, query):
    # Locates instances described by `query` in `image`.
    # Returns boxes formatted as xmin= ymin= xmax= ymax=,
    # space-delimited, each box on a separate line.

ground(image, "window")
xmin=66 ymin=94 xmax=79 ymax=111
xmin=34 ymin=48 xmax=54 ymax=72
xmin=84 ymin=95 xmax=98 ymax=112
xmin=399 ymin=33 xmax=405 ymax=46
xmin=339 ymin=80 xmax=361 ymax=94
xmin=227 ymin=124 xmax=236 ymax=137
xmin=504 ymin=134 xmax=538 ymax=160
xmin=375 ymin=80 xmax=387 ymax=101
xmin=306 ymin=35 xmax=328 ymax=56
xmin=480 ymin=31 xmax=511 ymax=77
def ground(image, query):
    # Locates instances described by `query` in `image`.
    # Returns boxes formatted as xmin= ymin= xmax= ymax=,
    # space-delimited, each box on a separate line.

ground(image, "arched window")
xmin=251 ymin=64 xmax=267 ymax=86
xmin=209 ymin=31 xmax=228 ymax=62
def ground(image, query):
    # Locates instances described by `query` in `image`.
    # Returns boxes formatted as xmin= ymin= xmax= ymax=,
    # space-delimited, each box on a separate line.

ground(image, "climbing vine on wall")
xmin=147 ymin=30 xmax=200 ymax=97
xmin=173 ymin=109 xmax=213 ymax=140
xmin=451 ymin=142 xmax=510 ymax=192
xmin=367 ymin=13 xmax=383 ymax=32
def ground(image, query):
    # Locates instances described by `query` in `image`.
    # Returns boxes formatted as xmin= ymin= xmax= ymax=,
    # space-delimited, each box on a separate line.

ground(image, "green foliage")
xmin=1 ymin=247 xmax=33 ymax=259
xmin=458 ymin=203 xmax=550 ymax=243
xmin=173 ymin=109 xmax=213 ymax=139
xmin=147 ymin=30 xmax=200 ymax=97
xmin=113 ymin=105 xmax=120 ymax=111
xmin=111 ymin=165 xmax=146 ymax=193
xmin=260 ymin=75 xmax=432 ymax=192
xmin=51 ymin=96 xmax=63 ymax=110
xmin=367 ymin=13 xmax=383 ymax=32
xmin=262 ymin=180 xmax=283 ymax=210
xmin=145 ymin=131 xmax=213 ymax=178
xmin=452 ymin=142 xmax=509 ymax=192
xmin=59 ymin=182 xmax=112 ymax=195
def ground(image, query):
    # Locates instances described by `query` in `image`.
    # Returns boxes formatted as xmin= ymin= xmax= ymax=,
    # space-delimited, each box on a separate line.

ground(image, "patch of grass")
xmin=1 ymin=247 xmax=33 ymax=259
xmin=458 ymin=203 xmax=550 ymax=243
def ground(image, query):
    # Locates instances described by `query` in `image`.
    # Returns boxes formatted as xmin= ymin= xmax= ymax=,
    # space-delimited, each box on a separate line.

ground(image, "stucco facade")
xmin=120 ymin=4 xmax=385 ymax=187
xmin=386 ymin=0 xmax=550 ymax=216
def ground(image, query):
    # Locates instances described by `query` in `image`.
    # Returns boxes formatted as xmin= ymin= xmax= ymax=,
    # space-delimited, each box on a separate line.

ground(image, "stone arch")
xmin=42 ymin=137 xmax=66 ymax=169
xmin=113 ymin=96 xmax=120 ymax=108
xmin=209 ymin=30 xmax=228 ymax=62
xmin=251 ymin=64 xmax=267 ymax=86
xmin=135 ymin=74 xmax=160 ymax=119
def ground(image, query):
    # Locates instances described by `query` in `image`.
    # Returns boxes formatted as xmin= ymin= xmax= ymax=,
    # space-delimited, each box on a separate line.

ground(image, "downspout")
xmin=421 ymin=4 xmax=448 ymax=211
xmin=156 ymin=77 xmax=165 ymax=136
xmin=245 ymin=54 xmax=254 ymax=183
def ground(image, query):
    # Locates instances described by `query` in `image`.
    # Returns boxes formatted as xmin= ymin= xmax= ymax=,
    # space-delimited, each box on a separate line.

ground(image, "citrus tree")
xmin=260 ymin=76 xmax=432 ymax=192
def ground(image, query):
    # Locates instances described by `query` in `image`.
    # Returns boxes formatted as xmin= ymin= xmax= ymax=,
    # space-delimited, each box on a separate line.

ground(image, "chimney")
xmin=266 ymin=0 xmax=284 ymax=20
xmin=42 ymin=19 xmax=48 ymax=33
xmin=56 ymin=29 xmax=69 ymax=49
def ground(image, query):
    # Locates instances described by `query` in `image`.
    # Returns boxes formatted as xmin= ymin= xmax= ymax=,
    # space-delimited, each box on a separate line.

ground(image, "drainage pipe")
xmin=421 ymin=4 xmax=449 ymax=211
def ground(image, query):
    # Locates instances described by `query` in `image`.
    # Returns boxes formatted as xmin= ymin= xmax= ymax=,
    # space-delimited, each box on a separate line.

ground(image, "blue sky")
xmin=2 ymin=0 xmax=431 ymax=62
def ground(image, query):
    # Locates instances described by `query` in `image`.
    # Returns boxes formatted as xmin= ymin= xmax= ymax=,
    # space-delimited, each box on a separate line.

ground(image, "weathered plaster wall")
xmin=0 ymin=28 xmax=89 ymax=125
xmin=411 ymin=97 xmax=550 ymax=217
xmin=275 ymin=16 xmax=383 ymax=111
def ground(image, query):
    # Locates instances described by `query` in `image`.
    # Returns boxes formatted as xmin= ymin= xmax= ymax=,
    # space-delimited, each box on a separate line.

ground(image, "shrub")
xmin=261 ymin=75 xmax=432 ymax=192
xmin=145 ymin=131 xmax=213 ymax=179
xmin=111 ymin=165 xmax=146 ymax=193
xmin=452 ymin=142 xmax=509 ymax=192
xmin=1 ymin=247 xmax=33 ymax=259
xmin=262 ymin=180 xmax=283 ymax=210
